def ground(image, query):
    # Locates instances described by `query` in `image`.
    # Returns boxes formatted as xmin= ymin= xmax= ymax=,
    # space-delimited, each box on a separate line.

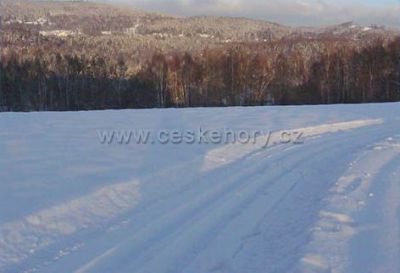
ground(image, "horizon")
xmin=105 ymin=0 xmax=400 ymax=27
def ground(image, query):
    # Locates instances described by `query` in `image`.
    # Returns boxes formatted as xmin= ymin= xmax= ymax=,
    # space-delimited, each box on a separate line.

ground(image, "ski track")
xmin=298 ymin=136 xmax=400 ymax=273
xmin=0 ymin=104 xmax=399 ymax=273
xmin=0 ymin=181 xmax=140 ymax=270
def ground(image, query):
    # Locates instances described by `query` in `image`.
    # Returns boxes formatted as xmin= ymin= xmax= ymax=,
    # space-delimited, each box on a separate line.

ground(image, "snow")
xmin=0 ymin=103 xmax=400 ymax=273
xmin=39 ymin=30 xmax=80 ymax=37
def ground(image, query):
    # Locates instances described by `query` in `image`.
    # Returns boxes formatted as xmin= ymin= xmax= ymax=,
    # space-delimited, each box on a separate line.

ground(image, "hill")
xmin=1 ymin=103 xmax=400 ymax=272
xmin=2 ymin=0 xmax=398 ymax=44
xmin=0 ymin=1 xmax=399 ymax=111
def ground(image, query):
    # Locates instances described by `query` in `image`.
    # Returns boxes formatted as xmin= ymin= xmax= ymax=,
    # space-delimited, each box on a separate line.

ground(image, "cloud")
xmin=113 ymin=0 xmax=400 ymax=27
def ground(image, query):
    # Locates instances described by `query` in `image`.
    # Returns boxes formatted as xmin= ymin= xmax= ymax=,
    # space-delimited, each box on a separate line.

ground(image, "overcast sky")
xmin=108 ymin=0 xmax=400 ymax=27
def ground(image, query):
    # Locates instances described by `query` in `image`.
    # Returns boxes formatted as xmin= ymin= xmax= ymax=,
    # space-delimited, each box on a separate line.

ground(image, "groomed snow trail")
xmin=0 ymin=103 xmax=399 ymax=273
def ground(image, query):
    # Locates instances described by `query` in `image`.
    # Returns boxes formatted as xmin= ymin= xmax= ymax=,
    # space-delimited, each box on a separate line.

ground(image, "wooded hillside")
xmin=1 ymin=1 xmax=399 ymax=111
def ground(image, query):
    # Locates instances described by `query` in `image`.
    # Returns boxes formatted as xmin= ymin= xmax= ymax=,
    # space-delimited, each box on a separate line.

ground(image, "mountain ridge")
xmin=1 ymin=0 xmax=398 ymax=43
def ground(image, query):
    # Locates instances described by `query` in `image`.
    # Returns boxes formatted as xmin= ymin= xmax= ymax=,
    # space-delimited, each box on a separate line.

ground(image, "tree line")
xmin=1 ymin=37 xmax=400 ymax=111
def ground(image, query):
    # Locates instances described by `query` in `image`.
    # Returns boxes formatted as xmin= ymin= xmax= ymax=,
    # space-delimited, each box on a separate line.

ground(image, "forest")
xmin=1 ymin=1 xmax=400 ymax=111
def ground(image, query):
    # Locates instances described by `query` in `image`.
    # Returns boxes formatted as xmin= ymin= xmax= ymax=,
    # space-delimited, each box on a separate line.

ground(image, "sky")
xmin=109 ymin=0 xmax=400 ymax=27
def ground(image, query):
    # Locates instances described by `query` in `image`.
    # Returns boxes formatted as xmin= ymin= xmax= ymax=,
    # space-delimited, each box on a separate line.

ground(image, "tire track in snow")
xmin=70 ymin=122 xmax=395 ymax=273
xmin=299 ymin=135 xmax=400 ymax=273
xmin=201 ymin=119 xmax=383 ymax=172
xmin=197 ymin=130 xmax=399 ymax=273
xmin=0 ymin=181 xmax=140 ymax=271
xmin=380 ymin=160 xmax=400 ymax=273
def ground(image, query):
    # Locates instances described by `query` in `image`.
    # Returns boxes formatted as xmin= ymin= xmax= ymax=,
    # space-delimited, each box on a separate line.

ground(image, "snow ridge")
xmin=0 ymin=181 xmax=140 ymax=268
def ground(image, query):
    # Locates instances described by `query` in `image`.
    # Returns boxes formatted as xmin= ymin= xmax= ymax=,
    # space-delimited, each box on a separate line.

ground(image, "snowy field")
xmin=1 ymin=103 xmax=400 ymax=273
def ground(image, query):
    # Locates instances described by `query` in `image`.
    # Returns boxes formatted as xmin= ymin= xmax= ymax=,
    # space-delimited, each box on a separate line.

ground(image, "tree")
xmin=181 ymin=53 xmax=195 ymax=107
xmin=149 ymin=53 xmax=168 ymax=107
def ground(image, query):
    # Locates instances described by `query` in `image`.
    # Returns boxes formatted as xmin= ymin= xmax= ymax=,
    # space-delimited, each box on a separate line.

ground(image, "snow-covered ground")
xmin=0 ymin=103 xmax=399 ymax=273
